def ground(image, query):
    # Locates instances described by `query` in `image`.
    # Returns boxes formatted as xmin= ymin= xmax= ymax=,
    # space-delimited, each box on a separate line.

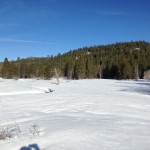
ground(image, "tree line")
xmin=1 ymin=41 xmax=150 ymax=80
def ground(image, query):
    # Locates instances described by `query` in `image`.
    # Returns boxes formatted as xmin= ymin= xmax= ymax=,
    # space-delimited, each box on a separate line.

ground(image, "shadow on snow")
xmin=19 ymin=144 xmax=40 ymax=150
xmin=117 ymin=80 xmax=150 ymax=95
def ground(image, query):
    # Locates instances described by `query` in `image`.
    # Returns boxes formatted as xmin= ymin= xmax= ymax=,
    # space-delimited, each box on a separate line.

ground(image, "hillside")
xmin=1 ymin=41 xmax=150 ymax=79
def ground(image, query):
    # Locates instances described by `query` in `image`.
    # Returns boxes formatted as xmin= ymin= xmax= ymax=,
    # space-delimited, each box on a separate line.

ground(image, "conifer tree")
xmin=9 ymin=61 xmax=18 ymax=78
xmin=73 ymin=56 xmax=86 ymax=79
xmin=42 ymin=58 xmax=52 ymax=79
xmin=86 ymin=56 xmax=95 ymax=78
xmin=1 ymin=58 xmax=10 ymax=78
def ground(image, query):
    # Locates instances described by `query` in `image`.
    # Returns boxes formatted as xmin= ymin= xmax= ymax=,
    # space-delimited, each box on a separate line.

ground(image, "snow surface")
xmin=0 ymin=78 xmax=150 ymax=150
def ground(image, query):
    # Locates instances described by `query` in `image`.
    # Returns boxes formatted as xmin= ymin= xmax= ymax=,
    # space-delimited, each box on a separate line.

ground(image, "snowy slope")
xmin=0 ymin=78 xmax=150 ymax=150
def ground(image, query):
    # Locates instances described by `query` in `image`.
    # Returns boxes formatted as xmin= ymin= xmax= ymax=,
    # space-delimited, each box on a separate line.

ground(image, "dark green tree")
xmin=86 ymin=56 xmax=95 ymax=78
xmin=73 ymin=56 xmax=86 ymax=79
xmin=64 ymin=58 xmax=74 ymax=79
xmin=1 ymin=58 xmax=10 ymax=78
xmin=9 ymin=61 xmax=18 ymax=78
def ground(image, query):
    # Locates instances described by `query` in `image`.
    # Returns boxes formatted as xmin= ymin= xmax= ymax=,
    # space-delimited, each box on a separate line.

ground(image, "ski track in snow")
xmin=0 ymin=78 xmax=150 ymax=150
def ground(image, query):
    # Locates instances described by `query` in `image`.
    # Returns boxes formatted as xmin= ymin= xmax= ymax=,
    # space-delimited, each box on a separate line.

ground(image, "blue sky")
xmin=0 ymin=0 xmax=150 ymax=61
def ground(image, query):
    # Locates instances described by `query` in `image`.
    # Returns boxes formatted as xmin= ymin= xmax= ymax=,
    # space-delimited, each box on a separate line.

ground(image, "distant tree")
xmin=73 ymin=56 xmax=86 ymax=79
xmin=144 ymin=70 xmax=150 ymax=80
xmin=19 ymin=61 xmax=27 ymax=78
xmin=54 ymin=68 xmax=60 ymax=85
xmin=43 ymin=59 xmax=52 ymax=79
xmin=86 ymin=56 xmax=95 ymax=78
xmin=1 ymin=41 xmax=150 ymax=80
xmin=120 ymin=58 xmax=132 ymax=79
xmin=64 ymin=59 xmax=74 ymax=79
xmin=1 ymin=58 xmax=10 ymax=78
xmin=9 ymin=61 xmax=18 ymax=78
xmin=109 ymin=65 xmax=120 ymax=79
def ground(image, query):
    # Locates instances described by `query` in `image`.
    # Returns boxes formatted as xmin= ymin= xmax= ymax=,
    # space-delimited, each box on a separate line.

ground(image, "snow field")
xmin=0 ymin=79 xmax=150 ymax=150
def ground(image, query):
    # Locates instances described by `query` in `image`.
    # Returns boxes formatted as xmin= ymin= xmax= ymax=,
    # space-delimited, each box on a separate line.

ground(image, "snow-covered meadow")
xmin=0 ymin=78 xmax=150 ymax=150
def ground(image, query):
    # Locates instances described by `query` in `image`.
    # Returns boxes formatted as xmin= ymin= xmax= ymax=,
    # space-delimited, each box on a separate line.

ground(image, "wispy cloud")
xmin=97 ymin=11 xmax=124 ymax=16
xmin=82 ymin=9 xmax=142 ymax=17
xmin=97 ymin=11 xmax=142 ymax=17
xmin=0 ymin=39 xmax=56 ymax=45
xmin=0 ymin=23 xmax=22 ymax=28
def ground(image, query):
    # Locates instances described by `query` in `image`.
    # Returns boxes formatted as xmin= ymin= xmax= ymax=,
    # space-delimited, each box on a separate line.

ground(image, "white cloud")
xmin=82 ymin=9 xmax=142 ymax=17
xmin=0 ymin=23 xmax=22 ymax=28
xmin=0 ymin=39 xmax=56 ymax=45
xmin=97 ymin=11 xmax=123 ymax=16
xmin=97 ymin=11 xmax=142 ymax=17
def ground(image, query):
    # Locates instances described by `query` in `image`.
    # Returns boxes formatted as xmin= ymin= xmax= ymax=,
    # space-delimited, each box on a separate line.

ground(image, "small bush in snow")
xmin=0 ymin=123 xmax=41 ymax=141
xmin=0 ymin=129 xmax=12 ymax=140
xmin=0 ymin=124 xmax=21 ymax=140
xmin=29 ymin=124 xmax=40 ymax=136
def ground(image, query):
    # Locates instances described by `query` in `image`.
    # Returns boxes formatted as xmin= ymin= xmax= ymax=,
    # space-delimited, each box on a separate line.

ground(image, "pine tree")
xmin=73 ymin=56 xmax=86 ymax=79
xmin=120 ymin=58 xmax=132 ymax=79
xmin=9 ymin=61 xmax=18 ymax=78
xmin=43 ymin=64 xmax=52 ymax=79
xmin=1 ymin=58 xmax=10 ymax=78
xmin=86 ymin=56 xmax=95 ymax=78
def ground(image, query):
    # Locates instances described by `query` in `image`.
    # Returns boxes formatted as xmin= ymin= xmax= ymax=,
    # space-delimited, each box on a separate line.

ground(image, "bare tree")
xmin=51 ymin=67 xmax=60 ymax=85
xmin=144 ymin=70 xmax=150 ymax=80
xmin=54 ymin=68 xmax=60 ymax=85
xmin=133 ymin=48 xmax=140 ymax=81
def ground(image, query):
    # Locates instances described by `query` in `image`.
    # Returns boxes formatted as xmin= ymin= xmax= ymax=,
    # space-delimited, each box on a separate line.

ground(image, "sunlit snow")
xmin=0 ymin=78 xmax=150 ymax=150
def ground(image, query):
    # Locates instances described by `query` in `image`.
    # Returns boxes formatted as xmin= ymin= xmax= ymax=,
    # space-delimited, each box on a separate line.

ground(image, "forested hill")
xmin=1 ymin=41 xmax=150 ymax=80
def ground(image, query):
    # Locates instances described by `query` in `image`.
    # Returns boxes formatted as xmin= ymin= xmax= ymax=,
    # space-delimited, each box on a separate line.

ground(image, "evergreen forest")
xmin=1 ymin=41 xmax=150 ymax=80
